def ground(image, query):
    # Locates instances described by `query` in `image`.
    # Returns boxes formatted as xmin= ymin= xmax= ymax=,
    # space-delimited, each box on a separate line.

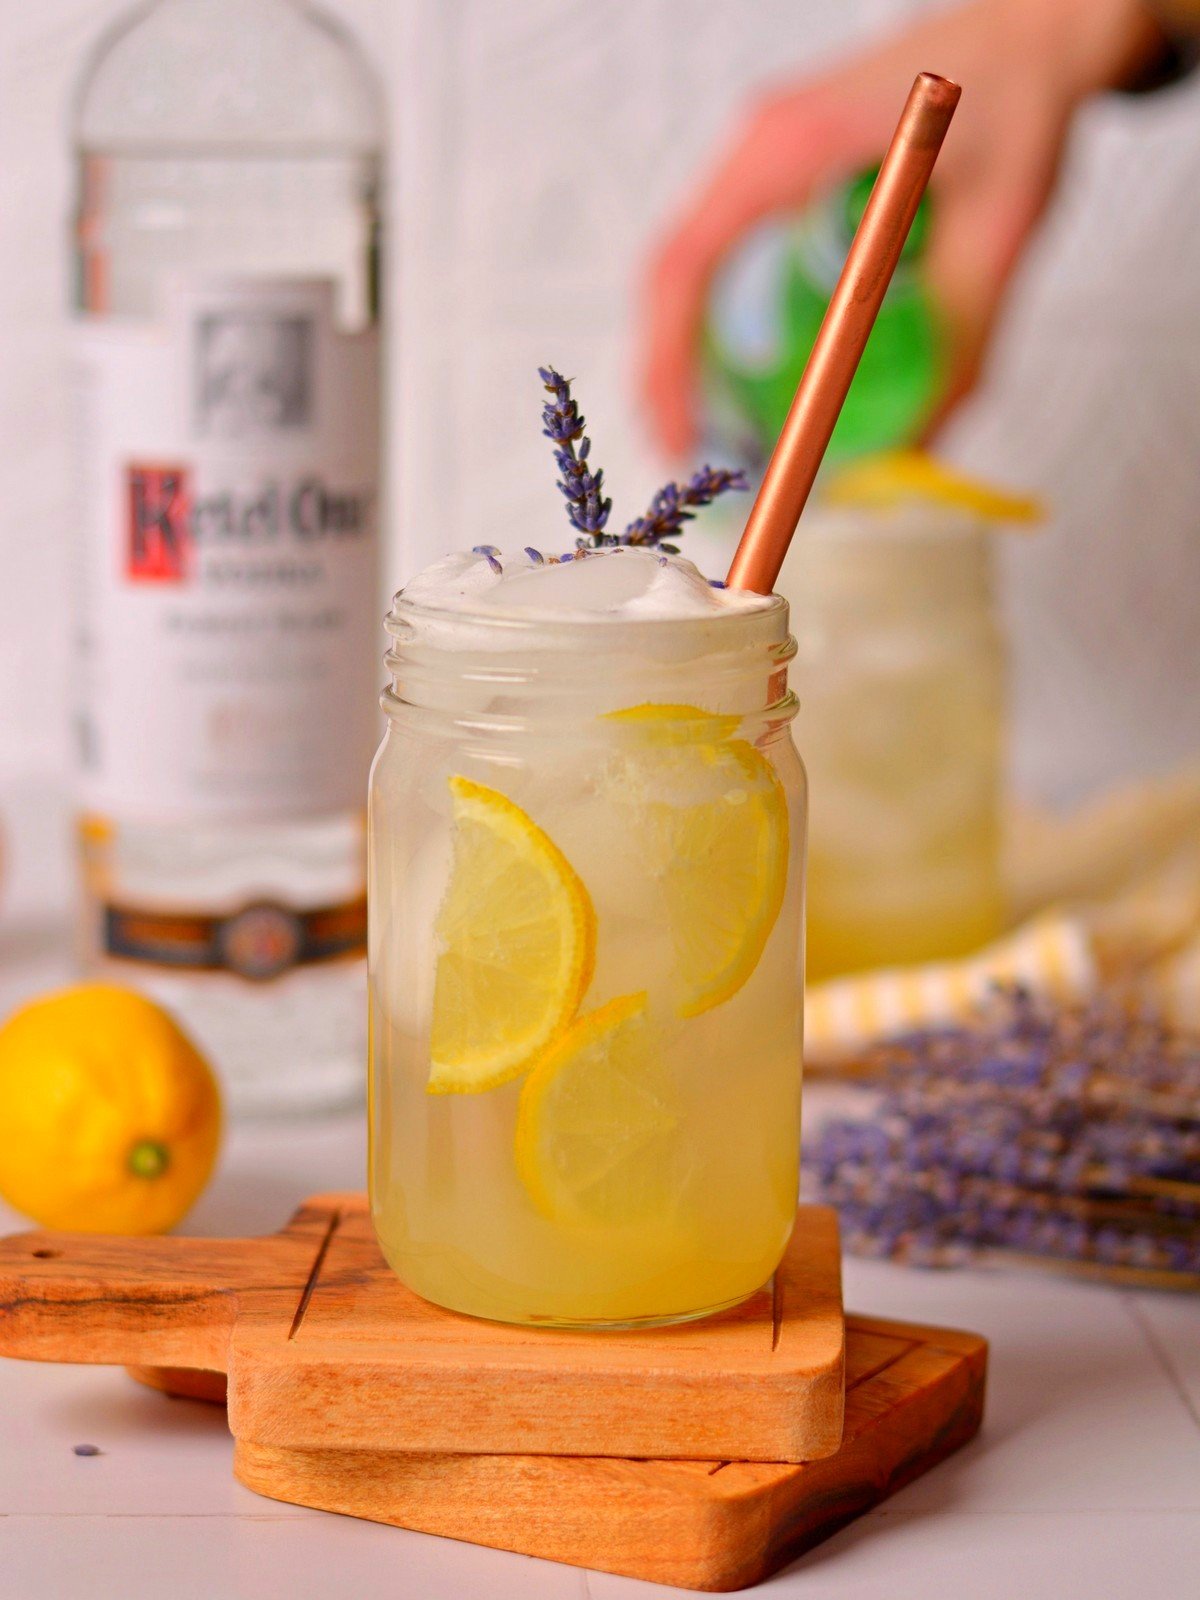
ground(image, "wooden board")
xmin=139 ymin=1314 xmax=986 ymax=1592
xmin=0 ymin=1193 xmax=845 ymax=1464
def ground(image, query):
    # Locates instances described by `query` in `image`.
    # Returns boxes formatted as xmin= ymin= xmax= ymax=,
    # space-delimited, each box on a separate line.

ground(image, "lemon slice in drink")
xmin=515 ymin=992 xmax=682 ymax=1226
xmin=825 ymin=449 xmax=1043 ymax=523
xmin=603 ymin=705 xmax=789 ymax=1016
xmin=428 ymin=776 xmax=596 ymax=1094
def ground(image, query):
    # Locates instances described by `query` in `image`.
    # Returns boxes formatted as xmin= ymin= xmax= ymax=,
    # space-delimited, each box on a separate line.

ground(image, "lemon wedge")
xmin=825 ymin=449 xmax=1043 ymax=523
xmin=515 ymin=992 xmax=683 ymax=1226
xmin=603 ymin=705 xmax=789 ymax=1016
xmin=428 ymin=776 xmax=596 ymax=1094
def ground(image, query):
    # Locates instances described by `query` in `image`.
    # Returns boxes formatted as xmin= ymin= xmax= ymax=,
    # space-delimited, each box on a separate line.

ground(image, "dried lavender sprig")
xmin=816 ymin=1165 xmax=1200 ymax=1277
xmin=620 ymin=465 xmax=749 ymax=551
xmin=815 ymin=1148 xmax=1200 ymax=1251
xmin=538 ymin=367 xmax=612 ymax=541
xmin=812 ymin=1113 xmax=1196 ymax=1209
xmin=537 ymin=367 xmax=748 ymax=555
xmin=852 ymin=984 xmax=1200 ymax=1106
xmin=472 ymin=544 xmax=502 ymax=575
xmin=814 ymin=1106 xmax=1200 ymax=1200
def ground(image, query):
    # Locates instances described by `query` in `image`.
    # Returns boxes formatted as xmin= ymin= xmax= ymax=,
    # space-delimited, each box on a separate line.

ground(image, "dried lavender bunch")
xmin=620 ymin=466 xmax=748 ymax=553
xmin=805 ymin=985 xmax=1200 ymax=1286
xmin=816 ymin=1162 xmax=1200 ymax=1279
xmin=853 ymin=984 xmax=1200 ymax=1110
xmin=824 ymin=1099 xmax=1200 ymax=1204
xmin=537 ymin=367 xmax=746 ymax=553
xmin=539 ymin=367 xmax=612 ymax=542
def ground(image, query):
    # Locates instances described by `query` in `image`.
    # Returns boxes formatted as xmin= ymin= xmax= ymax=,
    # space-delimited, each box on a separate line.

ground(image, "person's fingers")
xmin=639 ymin=89 xmax=881 ymax=457
xmin=923 ymin=126 xmax=1064 ymax=423
xmin=640 ymin=239 xmax=706 ymax=459
xmin=638 ymin=0 xmax=1081 ymax=458
xmin=925 ymin=190 xmax=1024 ymax=412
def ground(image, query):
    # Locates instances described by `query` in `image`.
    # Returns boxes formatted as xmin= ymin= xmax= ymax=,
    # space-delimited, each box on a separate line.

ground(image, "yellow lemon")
xmin=428 ymin=776 xmax=597 ymax=1094
xmin=0 ymin=984 xmax=221 ymax=1234
xmin=825 ymin=449 xmax=1043 ymax=523
xmin=514 ymin=992 xmax=682 ymax=1227
xmin=603 ymin=705 xmax=789 ymax=1016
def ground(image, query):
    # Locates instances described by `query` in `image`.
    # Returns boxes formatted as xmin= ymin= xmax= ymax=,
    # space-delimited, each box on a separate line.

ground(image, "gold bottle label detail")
xmin=101 ymin=896 xmax=366 ymax=981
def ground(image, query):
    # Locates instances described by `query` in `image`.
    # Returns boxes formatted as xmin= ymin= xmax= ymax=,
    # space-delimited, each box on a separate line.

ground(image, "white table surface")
xmin=1 ymin=783 xmax=1198 ymax=1599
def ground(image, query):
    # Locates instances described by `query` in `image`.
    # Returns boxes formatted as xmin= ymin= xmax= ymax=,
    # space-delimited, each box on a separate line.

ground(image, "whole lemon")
xmin=0 ymin=984 xmax=222 ymax=1234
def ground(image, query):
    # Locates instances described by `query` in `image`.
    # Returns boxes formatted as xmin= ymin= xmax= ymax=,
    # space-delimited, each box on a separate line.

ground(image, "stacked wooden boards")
xmin=0 ymin=1194 xmax=987 ymax=1590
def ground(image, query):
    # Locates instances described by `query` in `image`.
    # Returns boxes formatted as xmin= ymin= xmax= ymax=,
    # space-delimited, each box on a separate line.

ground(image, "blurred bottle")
xmin=72 ymin=0 xmax=383 ymax=1114
xmin=701 ymin=170 xmax=943 ymax=466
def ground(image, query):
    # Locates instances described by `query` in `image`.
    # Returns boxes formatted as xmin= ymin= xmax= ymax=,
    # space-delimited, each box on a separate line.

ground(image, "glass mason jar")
xmin=780 ymin=502 xmax=1006 ymax=983
xmin=368 ymin=587 xmax=806 ymax=1328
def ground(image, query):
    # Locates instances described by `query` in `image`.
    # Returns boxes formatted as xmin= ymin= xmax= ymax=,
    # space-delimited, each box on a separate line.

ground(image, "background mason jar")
xmin=783 ymin=503 xmax=1007 ymax=983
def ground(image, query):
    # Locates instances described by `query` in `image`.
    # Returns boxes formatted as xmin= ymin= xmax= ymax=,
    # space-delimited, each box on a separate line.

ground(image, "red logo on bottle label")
xmin=127 ymin=465 xmax=192 ymax=581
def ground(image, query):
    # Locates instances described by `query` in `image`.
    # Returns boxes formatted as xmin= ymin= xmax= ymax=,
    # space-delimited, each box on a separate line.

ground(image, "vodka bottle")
xmin=72 ymin=0 xmax=383 ymax=1114
xmin=702 ymin=171 xmax=942 ymax=466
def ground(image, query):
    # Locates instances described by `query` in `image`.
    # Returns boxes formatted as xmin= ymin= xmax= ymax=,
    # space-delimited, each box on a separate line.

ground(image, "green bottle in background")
xmin=701 ymin=170 xmax=943 ymax=466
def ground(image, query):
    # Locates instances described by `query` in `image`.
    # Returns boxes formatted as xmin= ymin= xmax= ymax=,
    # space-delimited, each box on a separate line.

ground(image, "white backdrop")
xmin=2 ymin=0 xmax=1199 ymax=808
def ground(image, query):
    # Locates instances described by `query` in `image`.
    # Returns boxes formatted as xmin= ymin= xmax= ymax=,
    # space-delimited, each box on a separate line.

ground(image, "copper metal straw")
xmin=725 ymin=71 xmax=961 ymax=594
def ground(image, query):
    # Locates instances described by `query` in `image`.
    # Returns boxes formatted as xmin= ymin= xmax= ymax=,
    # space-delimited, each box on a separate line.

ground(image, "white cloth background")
xmin=2 ymin=0 xmax=1198 ymax=809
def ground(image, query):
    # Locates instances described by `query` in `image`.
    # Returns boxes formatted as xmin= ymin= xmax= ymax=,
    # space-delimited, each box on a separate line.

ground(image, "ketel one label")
xmin=74 ymin=278 xmax=380 ymax=823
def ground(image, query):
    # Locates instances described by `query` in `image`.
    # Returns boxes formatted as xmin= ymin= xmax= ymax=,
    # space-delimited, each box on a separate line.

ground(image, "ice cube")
xmin=493 ymin=550 xmax=662 ymax=614
xmin=400 ymin=545 xmax=773 ymax=624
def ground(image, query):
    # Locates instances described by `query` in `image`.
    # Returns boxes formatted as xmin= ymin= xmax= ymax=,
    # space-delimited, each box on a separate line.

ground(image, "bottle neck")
xmin=75 ymin=0 xmax=383 ymax=158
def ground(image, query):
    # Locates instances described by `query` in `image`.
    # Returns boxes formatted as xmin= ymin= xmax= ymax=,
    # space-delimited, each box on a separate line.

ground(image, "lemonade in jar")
xmin=368 ymin=543 xmax=805 ymax=1327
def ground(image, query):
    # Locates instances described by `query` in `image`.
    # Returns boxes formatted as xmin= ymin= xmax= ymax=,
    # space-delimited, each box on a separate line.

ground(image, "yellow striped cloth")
xmin=805 ymin=764 xmax=1200 ymax=1062
xmin=806 ymin=913 xmax=1096 ymax=1059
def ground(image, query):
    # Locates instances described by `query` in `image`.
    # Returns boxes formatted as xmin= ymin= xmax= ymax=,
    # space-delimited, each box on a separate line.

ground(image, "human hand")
xmin=639 ymin=0 xmax=1162 ymax=456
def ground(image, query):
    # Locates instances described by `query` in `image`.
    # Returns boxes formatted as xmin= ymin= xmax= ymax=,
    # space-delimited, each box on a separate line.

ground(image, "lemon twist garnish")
xmin=825 ymin=449 xmax=1043 ymax=523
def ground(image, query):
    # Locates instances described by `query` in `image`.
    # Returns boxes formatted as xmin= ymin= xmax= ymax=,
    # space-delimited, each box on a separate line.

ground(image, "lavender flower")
xmin=537 ymin=367 xmax=746 ymax=555
xmin=622 ymin=465 xmax=748 ymax=552
xmin=539 ymin=367 xmax=612 ymax=542
xmin=805 ymin=986 xmax=1200 ymax=1285
xmin=472 ymin=544 xmax=503 ymax=575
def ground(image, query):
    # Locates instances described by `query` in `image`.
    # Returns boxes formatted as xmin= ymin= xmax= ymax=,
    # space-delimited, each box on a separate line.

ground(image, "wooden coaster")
xmin=233 ymin=1313 xmax=985 ymax=1591
xmin=0 ymin=1192 xmax=845 ymax=1464
xmin=124 ymin=1316 xmax=985 ymax=1591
